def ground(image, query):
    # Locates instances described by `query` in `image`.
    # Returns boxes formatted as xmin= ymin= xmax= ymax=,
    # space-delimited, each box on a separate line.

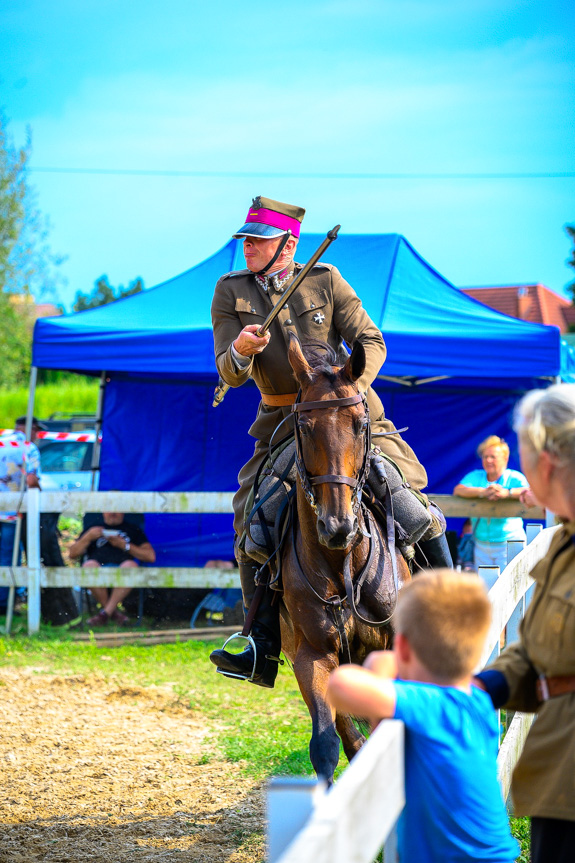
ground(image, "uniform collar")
xmin=255 ymin=264 xmax=294 ymax=294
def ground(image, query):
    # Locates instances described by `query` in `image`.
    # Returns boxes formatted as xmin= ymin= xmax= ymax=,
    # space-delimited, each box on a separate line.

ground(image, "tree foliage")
xmin=0 ymin=112 xmax=65 ymax=300
xmin=566 ymin=224 xmax=575 ymax=304
xmin=72 ymin=275 xmax=144 ymax=312
xmin=0 ymin=112 xmax=66 ymax=388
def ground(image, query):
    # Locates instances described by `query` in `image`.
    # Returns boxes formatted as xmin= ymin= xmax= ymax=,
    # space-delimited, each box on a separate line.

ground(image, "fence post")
xmin=524 ymin=524 xmax=541 ymax=609
xmin=26 ymin=488 xmax=42 ymax=635
xmin=525 ymin=523 xmax=542 ymax=545
xmin=478 ymin=565 xmax=500 ymax=591
xmin=267 ymin=777 xmax=327 ymax=863
xmin=505 ymin=540 xmax=526 ymax=647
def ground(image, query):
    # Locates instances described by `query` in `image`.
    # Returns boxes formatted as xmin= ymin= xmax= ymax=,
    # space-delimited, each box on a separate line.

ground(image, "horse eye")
xmin=298 ymin=421 xmax=311 ymax=436
xmin=355 ymin=416 xmax=368 ymax=435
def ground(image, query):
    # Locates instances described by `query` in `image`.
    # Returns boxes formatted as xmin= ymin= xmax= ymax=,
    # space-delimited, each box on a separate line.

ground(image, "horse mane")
xmin=301 ymin=340 xmax=342 ymax=381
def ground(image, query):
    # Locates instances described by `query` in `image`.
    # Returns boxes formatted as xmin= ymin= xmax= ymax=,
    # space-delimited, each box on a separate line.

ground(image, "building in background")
xmin=461 ymin=284 xmax=575 ymax=335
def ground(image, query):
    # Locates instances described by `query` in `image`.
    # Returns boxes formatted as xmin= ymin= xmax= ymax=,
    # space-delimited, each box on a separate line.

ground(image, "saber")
xmin=213 ymin=225 xmax=341 ymax=407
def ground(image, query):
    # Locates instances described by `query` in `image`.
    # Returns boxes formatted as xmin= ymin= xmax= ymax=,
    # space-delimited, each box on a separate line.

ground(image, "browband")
xmin=292 ymin=393 xmax=363 ymax=413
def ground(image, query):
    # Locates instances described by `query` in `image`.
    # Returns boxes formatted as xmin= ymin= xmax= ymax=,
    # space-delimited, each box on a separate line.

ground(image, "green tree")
xmin=566 ymin=224 xmax=575 ymax=304
xmin=0 ymin=112 xmax=65 ymax=387
xmin=0 ymin=112 xmax=65 ymax=300
xmin=73 ymin=275 xmax=144 ymax=312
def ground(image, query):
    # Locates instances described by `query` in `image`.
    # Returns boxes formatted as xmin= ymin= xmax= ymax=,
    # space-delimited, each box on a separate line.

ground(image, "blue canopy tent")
xmin=33 ymin=234 xmax=574 ymax=564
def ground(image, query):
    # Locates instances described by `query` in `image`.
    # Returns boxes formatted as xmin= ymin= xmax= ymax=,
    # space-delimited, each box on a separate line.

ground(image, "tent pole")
xmin=5 ymin=365 xmax=38 ymax=636
xmin=91 ymin=371 xmax=107 ymax=491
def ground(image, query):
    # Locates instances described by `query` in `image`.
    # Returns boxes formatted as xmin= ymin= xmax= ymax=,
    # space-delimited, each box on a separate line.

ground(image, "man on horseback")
xmin=209 ymin=196 xmax=452 ymax=687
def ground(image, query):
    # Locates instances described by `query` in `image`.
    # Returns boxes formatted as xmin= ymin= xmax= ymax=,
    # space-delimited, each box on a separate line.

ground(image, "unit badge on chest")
xmin=312 ymin=311 xmax=325 ymax=325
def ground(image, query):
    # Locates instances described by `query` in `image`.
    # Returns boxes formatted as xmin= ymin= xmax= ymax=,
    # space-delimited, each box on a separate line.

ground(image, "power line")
xmin=29 ymin=166 xmax=575 ymax=180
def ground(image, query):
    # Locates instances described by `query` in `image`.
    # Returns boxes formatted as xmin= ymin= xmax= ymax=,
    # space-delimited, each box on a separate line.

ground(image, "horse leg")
xmin=335 ymin=712 xmax=366 ymax=763
xmin=293 ymin=644 xmax=341 ymax=784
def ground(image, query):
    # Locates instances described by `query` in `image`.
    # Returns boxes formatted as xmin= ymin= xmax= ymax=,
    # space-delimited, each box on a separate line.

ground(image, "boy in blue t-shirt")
xmin=327 ymin=570 xmax=518 ymax=863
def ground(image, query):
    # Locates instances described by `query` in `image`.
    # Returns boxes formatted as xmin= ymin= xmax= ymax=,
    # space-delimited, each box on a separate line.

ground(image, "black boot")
xmin=209 ymin=561 xmax=282 ymax=688
xmin=415 ymin=531 xmax=453 ymax=571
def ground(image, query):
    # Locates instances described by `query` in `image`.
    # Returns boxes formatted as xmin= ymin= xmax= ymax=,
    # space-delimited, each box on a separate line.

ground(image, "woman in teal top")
xmin=453 ymin=435 xmax=529 ymax=571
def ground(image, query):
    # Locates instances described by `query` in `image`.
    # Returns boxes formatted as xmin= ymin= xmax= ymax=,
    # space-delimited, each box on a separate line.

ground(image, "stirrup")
xmin=215 ymin=632 xmax=258 ymax=682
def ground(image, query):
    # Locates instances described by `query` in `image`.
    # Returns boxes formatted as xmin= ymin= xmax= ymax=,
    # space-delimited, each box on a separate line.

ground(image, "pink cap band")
xmin=244 ymin=207 xmax=302 ymax=238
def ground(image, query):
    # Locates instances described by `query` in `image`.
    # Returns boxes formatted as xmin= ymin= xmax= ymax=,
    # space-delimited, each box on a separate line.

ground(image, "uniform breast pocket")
xmin=537 ymin=583 xmax=575 ymax=660
xmin=235 ymin=297 xmax=266 ymax=326
xmin=291 ymin=290 xmax=331 ymax=338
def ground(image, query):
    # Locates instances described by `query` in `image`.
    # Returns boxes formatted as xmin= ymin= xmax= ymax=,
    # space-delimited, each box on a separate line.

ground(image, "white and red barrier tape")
xmin=0 ymin=430 xmax=97 ymax=444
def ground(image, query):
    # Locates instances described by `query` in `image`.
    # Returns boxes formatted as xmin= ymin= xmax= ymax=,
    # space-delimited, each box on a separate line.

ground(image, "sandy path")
xmin=0 ymin=669 xmax=264 ymax=862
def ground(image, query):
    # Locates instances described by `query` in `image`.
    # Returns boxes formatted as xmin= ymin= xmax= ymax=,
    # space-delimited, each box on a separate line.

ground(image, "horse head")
xmin=288 ymin=334 xmax=370 ymax=550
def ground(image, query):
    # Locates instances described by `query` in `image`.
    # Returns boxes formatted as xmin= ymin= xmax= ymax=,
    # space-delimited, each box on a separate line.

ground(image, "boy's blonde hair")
xmin=394 ymin=569 xmax=491 ymax=680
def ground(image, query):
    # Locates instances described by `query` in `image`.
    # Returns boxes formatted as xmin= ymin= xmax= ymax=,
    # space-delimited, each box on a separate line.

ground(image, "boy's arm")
xmin=327 ymin=665 xmax=397 ymax=723
xmin=477 ymin=641 xmax=540 ymax=713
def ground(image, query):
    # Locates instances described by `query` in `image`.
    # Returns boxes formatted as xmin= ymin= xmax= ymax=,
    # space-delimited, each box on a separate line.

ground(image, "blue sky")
xmin=2 ymin=0 xmax=574 ymax=309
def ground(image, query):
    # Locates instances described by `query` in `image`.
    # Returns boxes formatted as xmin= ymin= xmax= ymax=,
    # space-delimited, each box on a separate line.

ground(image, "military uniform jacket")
xmin=211 ymin=261 xmax=428 ymax=494
xmin=489 ymin=520 xmax=575 ymax=819
xmin=212 ymin=262 xmax=385 ymax=424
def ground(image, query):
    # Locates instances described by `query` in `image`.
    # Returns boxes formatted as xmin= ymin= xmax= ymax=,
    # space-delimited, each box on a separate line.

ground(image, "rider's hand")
xmin=233 ymin=325 xmax=271 ymax=357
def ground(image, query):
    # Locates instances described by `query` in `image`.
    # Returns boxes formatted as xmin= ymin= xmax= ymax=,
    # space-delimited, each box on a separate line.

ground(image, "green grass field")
xmin=0 ymin=630 xmax=531 ymax=860
xmin=0 ymin=381 xmax=99 ymax=428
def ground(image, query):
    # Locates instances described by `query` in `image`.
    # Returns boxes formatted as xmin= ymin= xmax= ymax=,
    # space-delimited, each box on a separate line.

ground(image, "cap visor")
xmin=232 ymin=222 xmax=287 ymax=239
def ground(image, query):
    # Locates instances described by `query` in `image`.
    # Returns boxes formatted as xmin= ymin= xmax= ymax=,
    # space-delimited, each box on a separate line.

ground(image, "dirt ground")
xmin=0 ymin=669 xmax=264 ymax=863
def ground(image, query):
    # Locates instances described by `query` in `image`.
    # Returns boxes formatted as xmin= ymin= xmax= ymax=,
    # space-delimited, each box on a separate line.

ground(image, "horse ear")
xmin=343 ymin=341 xmax=366 ymax=383
xmin=288 ymin=333 xmax=313 ymax=385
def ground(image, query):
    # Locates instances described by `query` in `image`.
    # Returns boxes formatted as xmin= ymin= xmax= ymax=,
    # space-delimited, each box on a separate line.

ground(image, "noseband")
xmin=292 ymin=390 xmax=371 ymax=515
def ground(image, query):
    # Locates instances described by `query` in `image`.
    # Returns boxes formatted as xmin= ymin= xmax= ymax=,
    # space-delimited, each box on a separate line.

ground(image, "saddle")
xmin=241 ymin=438 xmax=432 ymax=583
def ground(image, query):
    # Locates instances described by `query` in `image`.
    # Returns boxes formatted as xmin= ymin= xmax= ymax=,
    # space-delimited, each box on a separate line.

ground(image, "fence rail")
xmin=268 ymin=526 xmax=557 ymax=863
xmin=0 ymin=490 xmax=544 ymax=518
xmin=0 ymin=489 xmax=547 ymax=635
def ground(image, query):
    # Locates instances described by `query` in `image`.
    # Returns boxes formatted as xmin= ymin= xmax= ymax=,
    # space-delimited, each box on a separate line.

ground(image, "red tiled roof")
xmin=34 ymin=303 xmax=61 ymax=319
xmin=461 ymin=284 xmax=574 ymax=333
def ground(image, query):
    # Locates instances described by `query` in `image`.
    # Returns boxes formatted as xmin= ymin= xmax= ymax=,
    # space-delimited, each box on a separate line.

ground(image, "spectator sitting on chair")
xmin=68 ymin=511 xmax=155 ymax=626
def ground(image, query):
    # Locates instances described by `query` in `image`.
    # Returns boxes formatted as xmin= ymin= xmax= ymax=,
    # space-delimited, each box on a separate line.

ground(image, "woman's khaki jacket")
xmin=489 ymin=520 xmax=575 ymax=819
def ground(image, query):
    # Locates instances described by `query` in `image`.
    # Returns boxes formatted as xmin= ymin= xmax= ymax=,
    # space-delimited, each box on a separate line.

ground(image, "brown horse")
xmin=279 ymin=335 xmax=411 ymax=783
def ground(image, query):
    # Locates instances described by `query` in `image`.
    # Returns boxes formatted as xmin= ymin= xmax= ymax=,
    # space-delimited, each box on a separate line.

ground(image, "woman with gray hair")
xmin=475 ymin=383 xmax=575 ymax=863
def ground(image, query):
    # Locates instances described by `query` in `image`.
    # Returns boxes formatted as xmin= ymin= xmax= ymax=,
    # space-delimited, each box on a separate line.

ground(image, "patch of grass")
xmin=510 ymin=816 xmax=530 ymax=862
xmin=0 ymin=381 xmax=98 ymax=427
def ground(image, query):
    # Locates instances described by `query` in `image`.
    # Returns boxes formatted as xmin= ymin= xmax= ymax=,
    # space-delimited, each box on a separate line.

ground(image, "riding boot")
xmin=416 ymin=531 xmax=454 ymax=571
xmin=209 ymin=560 xmax=282 ymax=688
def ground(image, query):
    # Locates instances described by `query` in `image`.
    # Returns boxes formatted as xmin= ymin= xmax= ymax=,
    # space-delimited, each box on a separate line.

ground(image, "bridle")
xmin=291 ymin=389 xmax=371 ymax=516
xmin=290 ymin=386 xmax=398 ymax=633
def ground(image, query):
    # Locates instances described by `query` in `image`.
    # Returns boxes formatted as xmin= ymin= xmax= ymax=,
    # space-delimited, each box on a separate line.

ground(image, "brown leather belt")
xmin=260 ymin=392 xmax=298 ymax=407
xmin=536 ymin=674 xmax=575 ymax=702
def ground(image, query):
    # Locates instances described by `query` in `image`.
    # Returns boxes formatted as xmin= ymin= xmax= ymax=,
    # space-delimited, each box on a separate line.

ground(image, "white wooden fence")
xmin=267 ymin=524 xmax=558 ymax=863
xmin=0 ymin=489 xmax=545 ymax=636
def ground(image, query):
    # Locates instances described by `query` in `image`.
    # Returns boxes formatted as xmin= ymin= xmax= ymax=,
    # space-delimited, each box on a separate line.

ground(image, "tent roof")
xmin=33 ymin=233 xmax=568 ymax=381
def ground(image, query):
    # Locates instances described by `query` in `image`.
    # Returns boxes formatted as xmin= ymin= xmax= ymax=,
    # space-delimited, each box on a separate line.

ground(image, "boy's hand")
xmin=363 ymin=650 xmax=397 ymax=679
